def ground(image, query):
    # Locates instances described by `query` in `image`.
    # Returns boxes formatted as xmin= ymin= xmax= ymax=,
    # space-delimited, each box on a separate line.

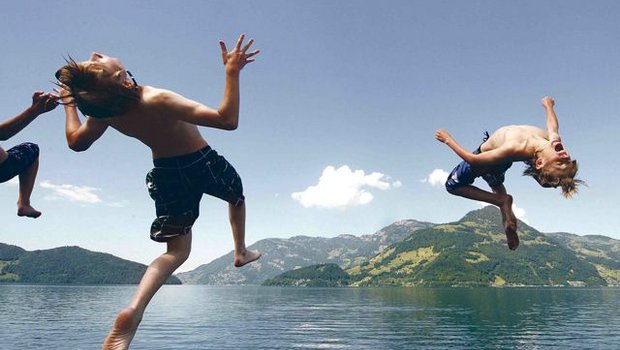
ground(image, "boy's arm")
xmin=541 ymin=96 xmax=561 ymax=142
xmin=63 ymin=104 xmax=108 ymax=152
xmin=156 ymin=90 xmax=238 ymax=130
xmin=166 ymin=34 xmax=259 ymax=130
xmin=57 ymin=87 xmax=108 ymax=152
xmin=435 ymin=129 xmax=517 ymax=166
xmin=0 ymin=92 xmax=57 ymax=141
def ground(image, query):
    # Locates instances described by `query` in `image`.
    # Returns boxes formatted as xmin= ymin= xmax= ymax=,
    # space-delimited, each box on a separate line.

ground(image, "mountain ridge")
xmin=0 ymin=243 xmax=181 ymax=284
xmin=345 ymin=206 xmax=607 ymax=287
xmin=177 ymin=219 xmax=434 ymax=284
xmin=259 ymin=207 xmax=620 ymax=287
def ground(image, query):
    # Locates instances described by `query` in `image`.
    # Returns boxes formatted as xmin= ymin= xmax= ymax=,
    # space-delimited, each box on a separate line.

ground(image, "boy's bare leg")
xmin=102 ymin=232 xmax=192 ymax=350
xmin=490 ymin=184 xmax=519 ymax=249
xmin=16 ymin=157 xmax=41 ymax=218
xmin=228 ymin=202 xmax=261 ymax=267
xmin=450 ymin=185 xmax=519 ymax=250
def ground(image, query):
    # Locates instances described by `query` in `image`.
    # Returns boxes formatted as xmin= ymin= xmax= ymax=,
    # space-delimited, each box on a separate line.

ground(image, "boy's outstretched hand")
xmin=220 ymin=34 xmax=260 ymax=75
xmin=435 ymin=129 xmax=453 ymax=144
xmin=53 ymin=85 xmax=74 ymax=105
xmin=541 ymin=96 xmax=555 ymax=109
xmin=30 ymin=91 xmax=58 ymax=115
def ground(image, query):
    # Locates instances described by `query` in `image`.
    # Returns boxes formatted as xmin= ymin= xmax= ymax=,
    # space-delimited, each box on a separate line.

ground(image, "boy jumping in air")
xmin=435 ymin=97 xmax=581 ymax=250
xmin=1 ymin=92 xmax=57 ymax=218
xmin=55 ymin=34 xmax=261 ymax=350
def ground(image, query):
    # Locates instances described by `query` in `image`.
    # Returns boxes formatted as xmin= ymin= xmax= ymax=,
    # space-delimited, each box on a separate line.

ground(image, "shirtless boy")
xmin=0 ymin=92 xmax=57 ymax=218
xmin=435 ymin=97 xmax=581 ymax=250
xmin=55 ymin=34 xmax=261 ymax=350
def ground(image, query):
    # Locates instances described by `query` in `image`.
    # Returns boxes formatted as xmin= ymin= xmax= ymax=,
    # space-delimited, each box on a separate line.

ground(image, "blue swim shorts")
xmin=0 ymin=143 xmax=39 ymax=183
xmin=444 ymin=132 xmax=512 ymax=193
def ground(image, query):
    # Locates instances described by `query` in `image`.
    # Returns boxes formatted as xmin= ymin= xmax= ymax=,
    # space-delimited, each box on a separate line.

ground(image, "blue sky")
xmin=1 ymin=1 xmax=619 ymax=272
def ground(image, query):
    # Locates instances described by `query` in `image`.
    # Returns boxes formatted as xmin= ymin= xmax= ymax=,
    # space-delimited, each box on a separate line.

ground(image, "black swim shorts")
xmin=0 ymin=143 xmax=39 ymax=183
xmin=145 ymin=145 xmax=244 ymax=242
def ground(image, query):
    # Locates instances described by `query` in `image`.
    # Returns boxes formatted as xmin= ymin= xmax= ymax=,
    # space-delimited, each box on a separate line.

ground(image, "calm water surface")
xmin=1 ymin=285 xmax=619 ymax=349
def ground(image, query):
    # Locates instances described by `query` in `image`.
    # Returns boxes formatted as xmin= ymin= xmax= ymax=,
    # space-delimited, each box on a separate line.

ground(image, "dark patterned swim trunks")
xmin=0 ymin=143 xmax=39 ymax=183
xmin=145 ymin=145 xmax=244 ymax=242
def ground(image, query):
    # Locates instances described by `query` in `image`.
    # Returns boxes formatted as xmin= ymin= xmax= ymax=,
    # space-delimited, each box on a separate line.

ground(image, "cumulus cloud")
xmin=291 ymin=165 xmax=400 ymax=209
xmin=40 ymin=181 xmax=102 ymax=204
xmin=422 ymin=169 xmax=449 ymax=187
xmin=511 ymin=204 xmax=529 ymax=224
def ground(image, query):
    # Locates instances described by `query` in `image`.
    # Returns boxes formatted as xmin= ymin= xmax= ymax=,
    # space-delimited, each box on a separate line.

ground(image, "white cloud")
xmin=512 ymin=204 xmax=529 ymax=224
xmin=291 ymin=165 xmax=400 ymax=210
xmin=423 ymin=169 xmax=449 ymax=187
xmin=40 ymin=181 xmax=102 ymax=204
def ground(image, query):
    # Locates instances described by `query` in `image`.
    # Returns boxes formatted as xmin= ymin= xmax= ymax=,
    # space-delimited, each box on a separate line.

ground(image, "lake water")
xmin=1 ymin=285 xmax=619 ymax=349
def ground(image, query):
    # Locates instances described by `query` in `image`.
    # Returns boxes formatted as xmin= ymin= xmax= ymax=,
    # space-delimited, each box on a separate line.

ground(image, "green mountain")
xmin=262 ymin=264 xmax=350 ymax=287
xmin=0 ymin=243 xmax=27 ymax=260
xmin=347 ymin=207 xmax=607 ymax=287
xmin=266 ymin=207 xmax=617 ymax=288
xmin=177 ymin=219 xmax=434 ymax=285
xmin=544 ymin=232 xmax=620 ymax=286
xmin=0 ymin=243 xmax=181 ymax=284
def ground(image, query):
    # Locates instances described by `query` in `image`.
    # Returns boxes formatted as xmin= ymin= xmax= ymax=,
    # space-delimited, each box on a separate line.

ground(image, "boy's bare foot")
xmin=499 ymin=195 xmax=519 ymax=250
xmin=504 ymin=219 xmax=519 ymax=250
xmin=102 ymin=307 xmax=141 ymax=350
xmin=17 ymin=204 xmax=41 ymax=219
xmin=234 ymin=249 xmax=261 ymax=267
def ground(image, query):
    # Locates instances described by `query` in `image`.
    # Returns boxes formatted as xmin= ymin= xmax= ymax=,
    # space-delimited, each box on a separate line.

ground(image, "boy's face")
xmin=86 ymin=52 xmax=126 ymax=78
xmin=537 ymin=140 xmax=572 ymax=176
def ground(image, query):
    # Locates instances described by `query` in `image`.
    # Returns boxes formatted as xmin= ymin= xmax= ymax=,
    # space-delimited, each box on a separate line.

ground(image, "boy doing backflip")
xmin=55 ymin=34 xmax=261 ymax=350
xmin=1 ymin=92 xmax=57 ymax=218
xmin=435 ymin=97 xmax=581 ymax=250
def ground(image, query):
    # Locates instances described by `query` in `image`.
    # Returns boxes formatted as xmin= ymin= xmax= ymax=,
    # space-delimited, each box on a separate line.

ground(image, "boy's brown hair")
xmin=55 ymin=57 xmax=139 ymax=119
xmin=523 ymin=159 xmax=584 ymax=198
